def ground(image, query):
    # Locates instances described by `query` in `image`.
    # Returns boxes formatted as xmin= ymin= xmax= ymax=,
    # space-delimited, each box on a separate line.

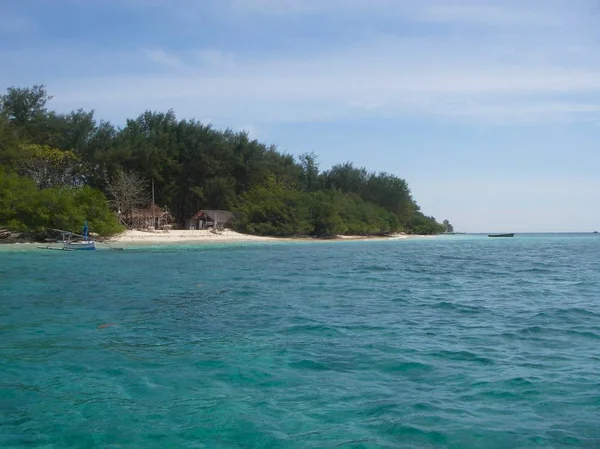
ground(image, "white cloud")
xmin=238 ymin=124 xmax=264 ymax=139
xmin=405 ymin=0 xmax=574 ymax=26
xmin=144 ymin=49 xmax=187 ymax=70
xmin=194 ymin=50 xmax=237 ymax=70
xmin=5 ymin=0 xmax=597 ymax=126
xmin=51 ymin=40 xmax=600 ymax=125
xmin=228 ymin=0 xmax=585 ymax=27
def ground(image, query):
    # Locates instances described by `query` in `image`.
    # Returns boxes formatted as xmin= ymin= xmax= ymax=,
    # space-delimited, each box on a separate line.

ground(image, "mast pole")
xmin=152 ymin=178 xmax=156 ymax=229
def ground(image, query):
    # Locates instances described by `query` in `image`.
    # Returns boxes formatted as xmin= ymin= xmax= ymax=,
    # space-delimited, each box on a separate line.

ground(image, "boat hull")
xmin=488 ymin=233 xmax=515 ymax=238
xmin=64 ymin=241 xmax=96 ymax=250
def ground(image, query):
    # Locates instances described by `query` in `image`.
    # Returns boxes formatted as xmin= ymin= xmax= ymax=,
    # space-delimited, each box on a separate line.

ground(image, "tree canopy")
xmin=0 ymin=85 xmax=447 ymax=238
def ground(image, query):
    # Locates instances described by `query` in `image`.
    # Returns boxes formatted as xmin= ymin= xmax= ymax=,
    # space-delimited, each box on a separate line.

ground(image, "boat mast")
xmin=152 ymin=178 xmax=155 ymax=229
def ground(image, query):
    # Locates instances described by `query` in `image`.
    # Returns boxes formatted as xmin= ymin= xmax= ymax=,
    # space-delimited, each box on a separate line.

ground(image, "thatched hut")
xmin=186 ymin=210 xmax=235 ymax=230
xmin=127 ymin=204 xmax=176 ymax=230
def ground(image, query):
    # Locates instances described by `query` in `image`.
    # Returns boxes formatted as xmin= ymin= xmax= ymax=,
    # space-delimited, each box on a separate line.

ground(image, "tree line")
xmin=0 ymin=85 xmax=452 ymax=238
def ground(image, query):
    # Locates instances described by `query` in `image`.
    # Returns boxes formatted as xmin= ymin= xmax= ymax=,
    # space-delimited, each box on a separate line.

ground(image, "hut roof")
xmin=190 ymin=210 xmax=234 ymax=222
xmin=130 ymin=204 xmax=175 ymax=221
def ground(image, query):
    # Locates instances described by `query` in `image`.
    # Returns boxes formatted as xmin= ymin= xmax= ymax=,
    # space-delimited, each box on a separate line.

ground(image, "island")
xmin=0 ymin=85 xmax=452 ymax=242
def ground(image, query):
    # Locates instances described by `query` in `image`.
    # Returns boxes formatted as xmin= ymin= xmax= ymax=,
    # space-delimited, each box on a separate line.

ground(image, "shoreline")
xmin=106 ymin=229 xmax=415 ymax=244
xmin=108 ymin=229 xmax=282 ymax=244
xmin=0 ymin=229 xmax=426 ymax=250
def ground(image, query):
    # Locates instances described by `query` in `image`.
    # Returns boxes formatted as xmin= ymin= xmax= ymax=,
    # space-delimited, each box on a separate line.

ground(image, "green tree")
xmin=408 ymin=212 xmax=446 ymax=235
xmin=443 ymin=219 xmax=454 ymax=233
xmin=322 ymin=162 xmax=368 ymax=195
xmin=0 ymin=85 xmax=52 ymax=130
xmin=0 ymin=114 xmax=22 ymax=166
xmin=1 ymin=84 xmax=450 ymax=238
xmin=0 ymin=168 xmax=121 ymax=237
xmin=298 ymin=151 xmax=320 ymax=192
xmin=17 ymin=144 xmax=85 ymax=189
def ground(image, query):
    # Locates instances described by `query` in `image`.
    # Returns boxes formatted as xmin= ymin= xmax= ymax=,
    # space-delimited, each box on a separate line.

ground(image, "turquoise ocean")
xmin=1 ymin=234 xmax=599 ymax=448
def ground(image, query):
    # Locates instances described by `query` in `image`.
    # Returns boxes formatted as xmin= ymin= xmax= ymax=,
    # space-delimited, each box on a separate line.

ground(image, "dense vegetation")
xmin=0 ymin=85 xmax=449 ymax=238
xmin=0 ymin=168 xmax=121 ymax=236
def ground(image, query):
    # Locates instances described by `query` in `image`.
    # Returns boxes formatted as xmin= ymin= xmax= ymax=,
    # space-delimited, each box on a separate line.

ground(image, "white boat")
xmin=38 ymin=221 xmax=97 ymax=251
xmin=64 ymin=240 xmax=96 ymax=251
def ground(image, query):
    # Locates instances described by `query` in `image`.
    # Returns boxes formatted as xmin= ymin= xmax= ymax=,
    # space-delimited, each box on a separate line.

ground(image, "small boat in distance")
xmin=488 ymin=233 xmax=515 ymax=238
xmin=66 ymin=220 xmax=96 ymax=250
xmin=38 ymin=221 xmax=97 ymax=251
xmin=63 ymin=238 xmax=96 ymax=251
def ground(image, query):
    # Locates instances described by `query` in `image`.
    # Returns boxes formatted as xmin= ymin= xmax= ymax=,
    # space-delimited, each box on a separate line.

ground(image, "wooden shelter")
xmin=187 ymin=210 xmax=235 ymax=230
xmin=126 ymin=204 xmax=176 ymax=230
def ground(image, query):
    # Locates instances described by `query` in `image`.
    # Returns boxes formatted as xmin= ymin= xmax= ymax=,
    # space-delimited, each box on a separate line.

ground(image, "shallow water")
xmin=1 ymin=234 xmax=600 ymax=447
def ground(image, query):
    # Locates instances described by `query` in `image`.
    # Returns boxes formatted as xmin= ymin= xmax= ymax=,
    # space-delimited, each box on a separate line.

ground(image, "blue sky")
xmin=1 ymin=0 xmax=599 ymax=232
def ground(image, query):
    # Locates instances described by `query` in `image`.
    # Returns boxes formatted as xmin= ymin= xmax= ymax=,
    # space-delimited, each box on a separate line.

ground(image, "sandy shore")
xmin=107 ymin=229 xmax=281 ymax=244
xmin=107 ymin=229 xmax=413 ymax=244
xmin=0 ymin=230 xmax=420 ymax=251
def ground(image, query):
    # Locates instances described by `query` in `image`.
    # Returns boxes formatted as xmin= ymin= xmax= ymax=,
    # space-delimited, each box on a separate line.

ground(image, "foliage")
xmin=408 ymin=212 xmax=447 ymax=235
xmin=232 ymin=180 xmax=400 ymax=237
xmin=17 ymin=144 xmax=85 ymax=189
xmin=0 ymin=114 xmax=21 ymax=166
xmin=298 ymin=151 xmax=320 ymax=192
xmin=443 ymin=219 xmax=454 ymax=233
xmin=0 ymin=85 xmax=52 ymax=133
xmin=232 ymin=177 xmax=312 ymax=236
xmin=0 ymin=168 xmax=122 ymax=237
xmin=0 ymin=84 xmax=449 ymax=237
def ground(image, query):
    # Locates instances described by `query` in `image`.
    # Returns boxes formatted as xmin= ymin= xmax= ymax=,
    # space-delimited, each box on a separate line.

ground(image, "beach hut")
xmin=127 ymin=204 xmax=176 ymax=230
xmin=187 ymin=210 xmax=235 ymax=230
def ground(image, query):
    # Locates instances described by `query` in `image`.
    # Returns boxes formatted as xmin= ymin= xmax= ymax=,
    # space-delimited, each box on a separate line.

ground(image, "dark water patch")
xmin=277 ymin=324 xmax=344 ymax=337
xmin=404 ymin=266 xmax=435 ymax=274
xmin=429 ymin=350 xmax=495 ymax=365
xmin=514 ymin=322 xmax=600 ymax=341
xmin=433 ymin=301 xmax=486 ymax=314
xmin=332 ymin=438 xmax=383 ymax=448
xmin=552 ymin=307 xmax=600 ymax=321
xmin=374 ymin=423 xmax=449 ymax=446
xmin=337 ymin=324 xmax=388 ymax=333
xmin=287 ymin=358 xmax=338 ymax=372
xmin=354 ymin=264 xmax=395 ymax=273
xmin=461 ymin=389 xmax=523 ymax=402
xmin=504 ymin=377 xmax=538 ymax=388
xmin=519 ymin=267 xmax=554 ymax=274
xmin=394 ymin=288 xmax=414 ymax=295
xmin=564 ymin=329 xmax=600 ymax=340
xmin=517 ymin=325 xmax=546 ymax=335
xmin=379 ymin=360 xmax=435 ymax=377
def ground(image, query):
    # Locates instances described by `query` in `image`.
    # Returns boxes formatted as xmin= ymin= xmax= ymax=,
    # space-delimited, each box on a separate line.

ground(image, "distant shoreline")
xmin=106 ymin=229 xmax=416 ymax=245
xmin=0 ymin=229 xmax=426 ymax=250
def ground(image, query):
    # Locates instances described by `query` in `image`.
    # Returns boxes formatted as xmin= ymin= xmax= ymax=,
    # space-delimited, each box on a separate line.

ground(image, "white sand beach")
xmin=107 ymin=229 xmax=281 ymax=244
xmin=106 ymin=229 xmax=415 ymax=245
xmin=336 ymin=233 xmax=410 ymax=240
xmin=0 ymin=230 xmax=423 ymax=251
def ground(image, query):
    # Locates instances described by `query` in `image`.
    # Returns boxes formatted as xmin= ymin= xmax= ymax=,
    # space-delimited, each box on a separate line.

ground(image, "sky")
xmin=1 ymin=0 xmax=599 ymax=232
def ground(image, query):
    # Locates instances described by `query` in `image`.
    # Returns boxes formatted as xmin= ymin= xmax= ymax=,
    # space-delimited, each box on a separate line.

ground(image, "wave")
xmin=429 ymin=350 xmax=495 ymax=365
xmin=353 ymin=264 xmax=395 ymax=273
xmin=433 ymin=301 xmax=485 ymax=314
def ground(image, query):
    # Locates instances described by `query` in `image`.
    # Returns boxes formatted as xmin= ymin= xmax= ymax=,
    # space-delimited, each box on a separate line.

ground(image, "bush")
xmin=231 ymin=184 xmax=403 ymax=238
xmin=0 ymin=168 xmax=122 ymax=237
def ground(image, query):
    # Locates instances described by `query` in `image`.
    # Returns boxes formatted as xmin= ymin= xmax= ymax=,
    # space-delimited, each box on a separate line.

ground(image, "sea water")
xmin=1 ymin=234 xmax=599 ymax=448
